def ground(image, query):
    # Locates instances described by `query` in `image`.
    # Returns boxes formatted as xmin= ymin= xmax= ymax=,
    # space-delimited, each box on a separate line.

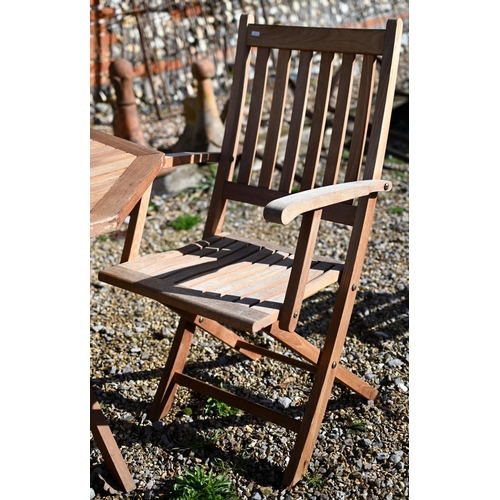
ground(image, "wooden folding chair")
xmin=99 ymin=14 xmax=403 ymax=487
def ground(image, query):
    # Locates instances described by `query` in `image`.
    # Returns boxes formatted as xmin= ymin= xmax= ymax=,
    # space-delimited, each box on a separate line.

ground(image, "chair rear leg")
xmin=148 ymin=317 xmax=196 ymax=421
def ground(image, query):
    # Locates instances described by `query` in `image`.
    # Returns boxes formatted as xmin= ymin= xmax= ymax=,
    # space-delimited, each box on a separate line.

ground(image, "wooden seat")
xmin=99 ymin=14 xmax=403 ymax=488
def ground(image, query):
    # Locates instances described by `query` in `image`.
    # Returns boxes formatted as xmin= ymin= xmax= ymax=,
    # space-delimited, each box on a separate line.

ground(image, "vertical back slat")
xmin=343 ymin=54 xmax=376 ymax=183
xmin=203 ymin=14 xmax=253 ymax=237
xmin=364 ymin=19 xmax=403 ymax=180
xmin=206 ymin=17 xmax=402 ymax=230
xmin=259 ymin=49 xmax=292 ymax=188
xmin=279 ymin=50 xmax=313 ymax=193
xmin=238 ymin=47 xmax=271 ymax=184
xmin=323 ymin=53 xmax=355 ymax=186
xmin=300 ymin=51 xmax=335 ymax=190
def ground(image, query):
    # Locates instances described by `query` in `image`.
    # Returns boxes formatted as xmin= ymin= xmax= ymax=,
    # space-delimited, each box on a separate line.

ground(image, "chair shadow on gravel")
xmin=91 ymin=391 xmax=289 ymax=490
xmin=91 ymin=286 xmax=408 ymax=492
xmin=90 ymin=374 xmax=376 ymax=495
xmin=296 ymin=285 xmax=409 ymax=344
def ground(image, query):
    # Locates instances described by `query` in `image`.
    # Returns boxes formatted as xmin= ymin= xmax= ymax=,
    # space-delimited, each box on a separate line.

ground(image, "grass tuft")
xmin=171 ymin=465 xmax=238 ymax=500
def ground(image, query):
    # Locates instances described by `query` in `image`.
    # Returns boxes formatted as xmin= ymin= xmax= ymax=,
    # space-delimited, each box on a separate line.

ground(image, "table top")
xmin=90 ymin=129 xmax=165 ymax=239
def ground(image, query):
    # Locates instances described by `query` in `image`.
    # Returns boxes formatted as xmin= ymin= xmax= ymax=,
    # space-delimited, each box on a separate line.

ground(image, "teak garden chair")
xmin=99 ymin=14 xmax=403 ymax=487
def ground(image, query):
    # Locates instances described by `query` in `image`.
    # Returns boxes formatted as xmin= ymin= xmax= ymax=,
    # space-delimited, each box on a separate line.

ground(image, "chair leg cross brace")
xmin=146 ymin=306 xmax=378 ymax=488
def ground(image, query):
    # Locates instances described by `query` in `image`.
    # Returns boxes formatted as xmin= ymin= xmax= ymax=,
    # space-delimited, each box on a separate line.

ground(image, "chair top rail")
xmin=246 ymin=23 xmax=388 ymax=55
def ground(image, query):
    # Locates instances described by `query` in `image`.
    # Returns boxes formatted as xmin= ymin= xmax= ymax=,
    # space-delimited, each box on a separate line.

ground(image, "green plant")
xmin=386 ymin=155 xmax=407 ymax=165
xmin=171 ymin=213 xmax=202 ymax=230
xmin=172 ymin=435 xmax=211 ymax=451
xmin=184 ymin=163 xmax=218 ymax=204
xmin=204 ymin=396 xmax=240 ymax=417
xmin=214 ymin=453 xmax=250 ymax=476
xmin=171 ymin=465 xmax=238 ymax=500
xmin=390 ymin=206 xmax=404 ymax=215
xmin=210 ymin=428 xmax=228 ymax=442
xmin=198 ymin=163 xmax=218 ymax=196
xmin=305 ymin=471 xmax=326 ymax=490
xmin=346 ymin=418 xmax=366 ymax=434
xmin=148 ymin=200 xmax=162 ymax=213
xmin=203 ymin=383 xmax=240 ymax=417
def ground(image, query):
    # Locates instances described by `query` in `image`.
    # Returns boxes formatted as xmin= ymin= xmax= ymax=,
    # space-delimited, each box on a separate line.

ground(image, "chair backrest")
xmin=203 ymin=14 xmax=402 ymax=238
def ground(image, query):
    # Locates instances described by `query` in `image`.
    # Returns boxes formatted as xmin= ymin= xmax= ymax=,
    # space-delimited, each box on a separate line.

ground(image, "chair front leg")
xmin=282 ymin=280 xmax=356 ymax=488
xmin=284 ymin=195 xmax=378 ymax=487
xmin=148 ymin=317 xmax=196 ymax=421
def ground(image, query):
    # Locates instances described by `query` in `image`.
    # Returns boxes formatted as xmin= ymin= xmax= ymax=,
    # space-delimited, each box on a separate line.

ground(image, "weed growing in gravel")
xmin=171 ymin=465 xmax=237 ymax=500
xmin=148 ymin=200 xmax=162 ymax=213
xmin=198 ymin=163 xmax=217 ymax=196
xmin=390 ymin=206 xmax=405 ymax=215
xmin=204 ymin=396 xmax=240 ymax=417
xmin=170 ymin=213 xmax=202 ymax=230
xmin=214 ymin=455 xmax=250 ymax=476
xmin=346 ymin=418 xmax=366 ymax=434
xmin=305 ymin=471 xmax=326 ymax=490
xmin=204 ymin=384 xmax=241 ymax=417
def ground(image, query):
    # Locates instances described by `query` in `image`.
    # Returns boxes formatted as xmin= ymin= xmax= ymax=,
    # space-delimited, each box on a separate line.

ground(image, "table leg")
xmin=120 ymin=184 xmax=153 ymax=263
xmin=90 ymin=387 xmax=136 ymax=493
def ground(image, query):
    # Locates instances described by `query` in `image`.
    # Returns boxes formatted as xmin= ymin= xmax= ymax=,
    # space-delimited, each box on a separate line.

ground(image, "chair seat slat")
xmin=100 ymin=234 xmax=342 ymax=333
xmin=178 ymin=243 xmax=271 ymax=288
xmin=187 ymin=249 xmax=289 ymax=292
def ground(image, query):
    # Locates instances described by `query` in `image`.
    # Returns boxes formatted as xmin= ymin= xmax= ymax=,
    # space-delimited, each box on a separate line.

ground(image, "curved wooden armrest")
xmin=264 ymin=179 xmax=392 ymax=225
xmin=157 ymin=151 xmax=222 ymax=177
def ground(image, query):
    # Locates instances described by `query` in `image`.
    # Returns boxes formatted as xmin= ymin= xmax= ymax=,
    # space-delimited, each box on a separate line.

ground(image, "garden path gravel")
xmin=90 ymin=108 xmax=409 ymax=499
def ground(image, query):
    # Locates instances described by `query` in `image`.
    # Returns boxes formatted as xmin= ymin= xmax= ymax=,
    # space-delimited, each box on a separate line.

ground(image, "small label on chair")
xmin=251 ymin=31 xmax=260 ymax=36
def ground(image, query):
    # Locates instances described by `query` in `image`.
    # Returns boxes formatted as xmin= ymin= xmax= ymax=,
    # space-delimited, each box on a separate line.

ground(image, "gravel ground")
xmin=90 ymin=119 xmax=408 ymax=499
xmin=90 ymin=58 xmax=409 ymax=499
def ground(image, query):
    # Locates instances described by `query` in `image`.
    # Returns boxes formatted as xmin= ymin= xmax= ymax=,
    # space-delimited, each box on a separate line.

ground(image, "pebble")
xmin=277 ymin=396 xmax=293 ymax=409
xmin=387 ymin=358 xmax=404 ymax=367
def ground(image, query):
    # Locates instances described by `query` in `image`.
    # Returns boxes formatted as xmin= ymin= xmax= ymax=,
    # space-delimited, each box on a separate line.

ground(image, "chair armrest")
xmin=157 ymin=151 xmax=221 ymax=177
xmin=264 ymin=179 xmax=392 ymax=225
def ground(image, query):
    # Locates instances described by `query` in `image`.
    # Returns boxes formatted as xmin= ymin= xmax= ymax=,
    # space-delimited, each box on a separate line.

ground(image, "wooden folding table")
xmin=90 ymin=128 xmax=220 ymax=491
xmin=90 ymin=129 xmax=166 ymax=492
